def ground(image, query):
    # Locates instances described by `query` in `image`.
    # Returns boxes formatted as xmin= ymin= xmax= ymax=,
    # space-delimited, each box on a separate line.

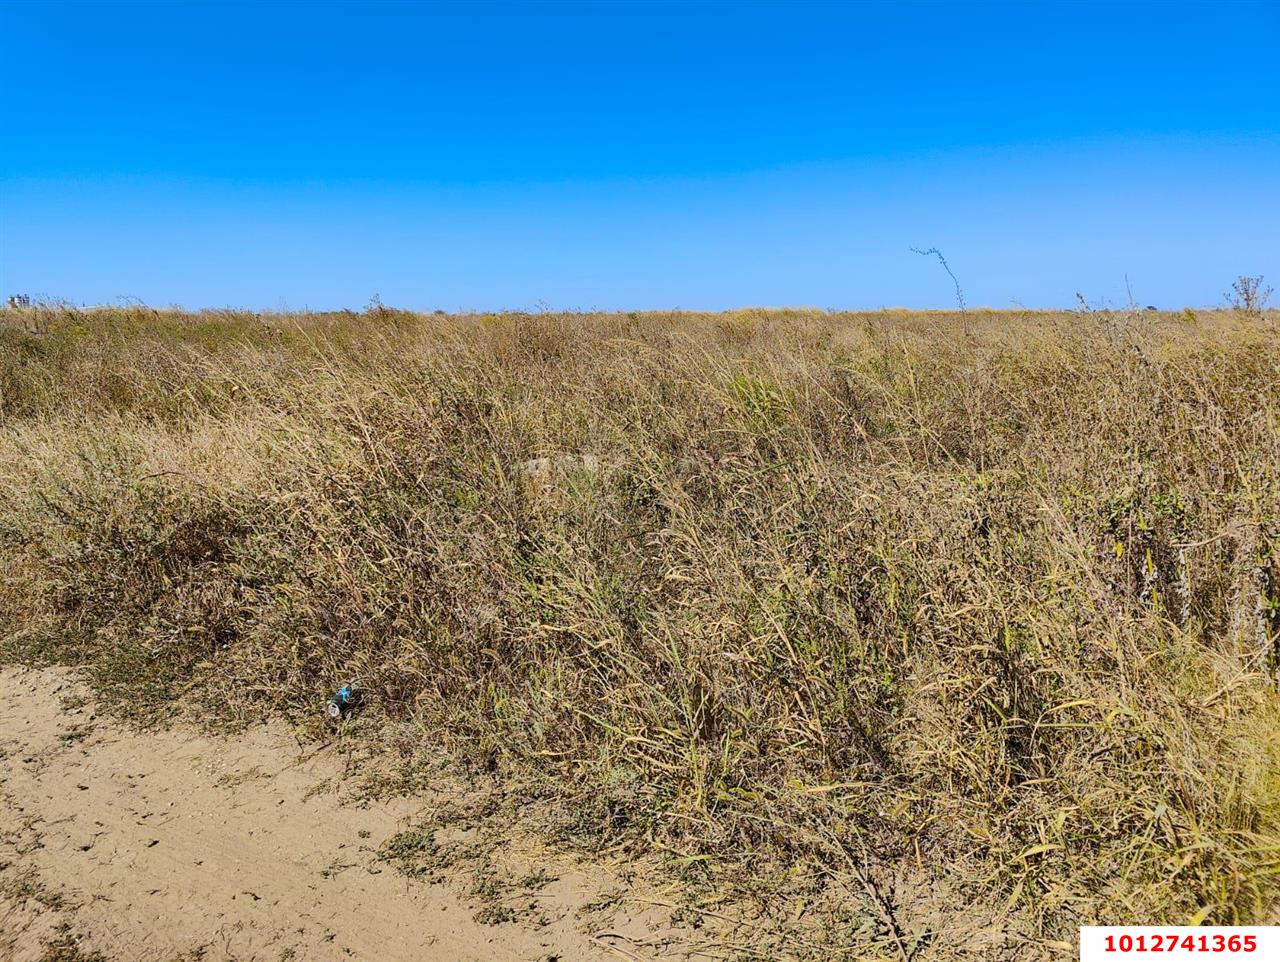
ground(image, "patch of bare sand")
xmin=0 ymin=666 xmax=714 ymax=962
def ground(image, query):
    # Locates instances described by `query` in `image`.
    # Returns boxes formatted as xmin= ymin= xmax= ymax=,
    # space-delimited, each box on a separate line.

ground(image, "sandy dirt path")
xmin=0 ymin=666 xmax=690 ymax=962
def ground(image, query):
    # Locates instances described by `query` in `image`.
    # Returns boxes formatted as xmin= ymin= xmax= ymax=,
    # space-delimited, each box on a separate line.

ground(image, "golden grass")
xmin=1 ymin=303 xmax=1278 ymax=956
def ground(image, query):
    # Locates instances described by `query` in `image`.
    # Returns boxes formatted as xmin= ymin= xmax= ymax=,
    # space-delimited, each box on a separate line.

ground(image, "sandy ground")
xmin=0 ymin=666 xmax=702 ymax=962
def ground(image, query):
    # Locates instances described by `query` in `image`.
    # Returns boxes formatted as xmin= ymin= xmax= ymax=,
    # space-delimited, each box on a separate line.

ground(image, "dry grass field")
xmin=1 ymin=304 xmax=1277 ymax=958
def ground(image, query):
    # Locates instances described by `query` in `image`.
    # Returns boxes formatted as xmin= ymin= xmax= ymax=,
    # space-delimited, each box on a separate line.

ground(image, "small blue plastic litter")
xmin=326 ymin=685 xmax=360 ymax=720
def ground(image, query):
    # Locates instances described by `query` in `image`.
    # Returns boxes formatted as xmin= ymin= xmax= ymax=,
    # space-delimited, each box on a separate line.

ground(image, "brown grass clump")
xmin=2 ymin=304 xmax=1278 ymax=956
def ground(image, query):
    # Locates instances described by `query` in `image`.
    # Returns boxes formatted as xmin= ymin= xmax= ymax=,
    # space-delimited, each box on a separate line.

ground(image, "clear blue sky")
xmin=2 ymin=0 xmax=1276 ymax=311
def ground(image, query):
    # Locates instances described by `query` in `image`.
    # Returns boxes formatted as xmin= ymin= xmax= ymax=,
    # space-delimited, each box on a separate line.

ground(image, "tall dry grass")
xmin=1 ymin=304 xmax=1277 ymax=956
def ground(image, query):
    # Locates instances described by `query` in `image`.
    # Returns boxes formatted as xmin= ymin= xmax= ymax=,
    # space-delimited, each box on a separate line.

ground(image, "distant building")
xmin=7 ymin=294 xmax=31 ymax=308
